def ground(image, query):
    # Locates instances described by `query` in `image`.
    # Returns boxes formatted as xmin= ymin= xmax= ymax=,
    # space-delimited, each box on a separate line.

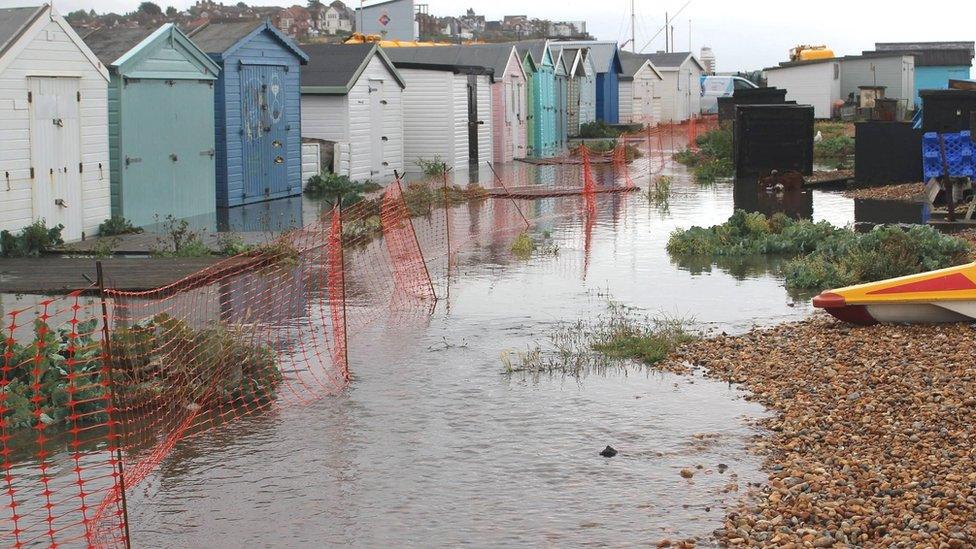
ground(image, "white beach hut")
xmin=0 ymin=4 xmax=110 ymax=242
xmin=619 ymin=50 xmax=664 ymax=126
xmin=301 ymin=43 xmax=405 ymax=182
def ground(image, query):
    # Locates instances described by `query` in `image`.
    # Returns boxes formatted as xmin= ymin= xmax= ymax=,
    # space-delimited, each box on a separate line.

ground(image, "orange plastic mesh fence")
xmin=1 ymin=117 xmax=717 ymax=547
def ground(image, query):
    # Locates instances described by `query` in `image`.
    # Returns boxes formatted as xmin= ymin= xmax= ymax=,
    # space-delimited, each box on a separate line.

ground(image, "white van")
xmin=700 ymin=76 xmax=758 ymax=114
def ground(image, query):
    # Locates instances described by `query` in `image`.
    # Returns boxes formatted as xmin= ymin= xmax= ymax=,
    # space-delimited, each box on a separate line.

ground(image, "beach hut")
xmin=578 ymin=49 xmax=597 ymax=132
xmin=618 ymin=51 xmax=664 ymax=126
xmin=383 ymin=46 xmax=494 ymax=172
xmin=555 ymin=41 xmax=622 ymax=124
xmin=188 ymin=21 xmax=308 ymax=207
xmin=83 ymin=24 xmax=219 ymax=229
xmin=647 ymin=52 xmax=706 ymax=122
xmin=515 ymin=40 xmax=558 ymax=157
xmin=0 ymin=4 xmax=109 ymax=242
xmin=553 ymin=48 xmax=570 ymax=154
xmin=300 ymin=43 xmax=405 ymax=182
xmin=450 ymin=44 xmax=528 ymax=163
xmin=555 ymin=47 xmax=590 ymax=137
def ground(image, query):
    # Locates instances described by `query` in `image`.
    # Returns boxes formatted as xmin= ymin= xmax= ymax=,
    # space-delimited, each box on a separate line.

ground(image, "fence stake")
xmin=333 ymin=200 xmax=351 ymax=380
xmin=394 ymin=174 xmax=437 ymax=301
xmin=442 ymin=171 xmax=452 ymax=278
xmin=486 ymin=161 xmax=530 ymax=229
xmin=96 ymin=261 xmax=132 ymax=549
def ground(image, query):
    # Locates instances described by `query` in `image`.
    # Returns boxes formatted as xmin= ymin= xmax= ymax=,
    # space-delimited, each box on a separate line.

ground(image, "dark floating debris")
xmin=599 ymin=445 xmax=618 ymax=458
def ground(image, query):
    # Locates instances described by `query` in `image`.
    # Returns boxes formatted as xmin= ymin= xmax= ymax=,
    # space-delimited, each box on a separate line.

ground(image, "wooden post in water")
xmin=334 ymin=199 xmax=350 ymax=380
xmin=442 ymin=170 xmax=452 ymax=278
xmin=96 ymin=261 xmax=133 ymax=549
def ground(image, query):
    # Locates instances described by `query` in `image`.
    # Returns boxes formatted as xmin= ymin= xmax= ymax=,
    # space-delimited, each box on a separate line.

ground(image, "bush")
xmin=305 ymin=172 xmax=365 ymax=206
xmin=815 ymin=135 xmax=855 ymax=159
xmin=667 ymin=210 xmax=844 ymax=256
xmin=0 ymin=220 xmax=64 ymax=257
xmin=98 ymin=215 xmax=142 ymax=236
xmin=673 ymin=127 xmax=734 ymax=184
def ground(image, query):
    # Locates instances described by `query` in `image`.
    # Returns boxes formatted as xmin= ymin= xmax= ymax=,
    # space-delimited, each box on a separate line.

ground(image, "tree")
xmin=66 ymin=9 xmax=89 ymax=21
xmin=236 ymin=1 xmax=247 ymax=7
xmin=138 ymin=2 xmax=162 ymax=15
xmin=307 ymin=0 xmax=323 ymax=7
xmin=165 ymin=5 xmax=177 ymax=16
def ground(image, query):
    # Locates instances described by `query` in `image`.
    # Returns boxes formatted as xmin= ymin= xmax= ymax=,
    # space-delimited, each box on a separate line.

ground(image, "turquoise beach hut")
xmin=188 ymin=21 xmax=308 ymax=207
xmin=83 ymin=24 xmax=219 ymax=229
xmin=516 ymin=40 xmax=558 ymax=158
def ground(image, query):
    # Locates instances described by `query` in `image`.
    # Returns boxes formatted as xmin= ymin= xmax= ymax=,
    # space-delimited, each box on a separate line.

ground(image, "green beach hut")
xmin=83 ymin=23 xmax=220 ymax=229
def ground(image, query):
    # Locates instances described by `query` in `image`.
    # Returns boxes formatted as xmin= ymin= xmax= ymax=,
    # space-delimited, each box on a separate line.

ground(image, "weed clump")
xmin=1 ymin=220 xmax=64 ymax=257
xmin=98 ymin=216 xmax=142 ymax=236
xmin=673 ymin=127 xmax=734 ymax=184
xmin=578 ymin=120 xmax=623 ymax=139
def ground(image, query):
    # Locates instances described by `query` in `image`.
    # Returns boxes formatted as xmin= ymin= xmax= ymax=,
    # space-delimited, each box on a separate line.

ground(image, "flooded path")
xmin=111 ymin=163 xmax=856 ymax=546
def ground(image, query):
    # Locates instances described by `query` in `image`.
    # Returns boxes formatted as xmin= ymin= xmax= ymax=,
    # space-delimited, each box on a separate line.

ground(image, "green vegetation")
xmin=501 ymin=300 xmax=695 ymax=378
xmin=0 ymin=220 xmax=64 ymax=257
xmin=510 ymin=231 xmax=558 ymax=260
xmin=110 ymin=314 xmax=281 ymax=409
xmin=673 ymin=126 xmax=734 ymax=184
xmin=98 ymin=215 xmax=142 ymax=236
xmin=649 ymin=175 xmax=672 ymax=204
xmin=783 ymin=225 xmax=971 ymax=290
xmin=0 ymin=318 xmax=107 ymax=431
xmin=583 ymin=139 xmax=643 ymax=161
xmin=305 ymin=172 xmax=373 ymax=206
xmin=667 ymin=210 xmax=971 ymax=291
xmin=416 ymin=156 xmax=449 ymax=178
xmin=814 ymin=121 xmax=855 ymax=161
xmin=510 ymin=232 xmax=535 ymax=259
xmin=578 ymin=120 xmax=623 ymax=139
xmin=150 ymin=215 xmax=210 ymax=257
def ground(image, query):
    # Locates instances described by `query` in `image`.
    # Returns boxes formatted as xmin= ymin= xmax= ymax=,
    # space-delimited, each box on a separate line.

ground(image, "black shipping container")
xmin=854 ymin=122 xmax=923 ymax=184
xmin=920 ymin=89 xmax=976 ymax=133
xmin=718 ymin=87 xmax=788 ymax=122
xmin=734 ymin=104 xmax=815 ymax=178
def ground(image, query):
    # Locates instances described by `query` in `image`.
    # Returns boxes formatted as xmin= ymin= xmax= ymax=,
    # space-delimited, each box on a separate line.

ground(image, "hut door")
xmin=241 ymin=63 xmax=288 ymax=200
xmin=467 ymin=75 xmax=479 ymax=164
xmin=28 ymin=77 xmax=82 ymax=240
xmin=368 ymin=79 xmax=384 ymax=176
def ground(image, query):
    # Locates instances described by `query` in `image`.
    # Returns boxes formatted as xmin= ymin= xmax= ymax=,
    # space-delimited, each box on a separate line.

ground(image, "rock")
xmin=599 ymin=445 xmax=617 ymax=458
xmin=680 ymin=468 xmax=694 ymax=479
xmin=656 ymin=540 xmax=671 ymax=548
xmin=718 ymin=463 xmax=729 ymax=473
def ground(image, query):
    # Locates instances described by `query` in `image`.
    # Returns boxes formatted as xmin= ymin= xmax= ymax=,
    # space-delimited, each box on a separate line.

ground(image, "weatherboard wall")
xmin=595 ymin=64 xmax=620 ymax=124
xmin=210 ymin=28 xmax=304 ymax=207
xmin=579 ymin=56 xmax=597 ymax=129
xmin=301 ymin=55 xmax=404 ymax=181
xmin=491 ymin=50 xmax=527 ymax=163
xmin=107 ymin=28 xmax=217 ymax=229
xmin=0 ymin=8 xmax=109 ymax=242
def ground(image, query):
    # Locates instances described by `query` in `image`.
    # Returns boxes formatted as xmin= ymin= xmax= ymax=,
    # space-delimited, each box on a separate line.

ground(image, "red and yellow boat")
xmin=812 ymin=262 xmax=976 ymax=325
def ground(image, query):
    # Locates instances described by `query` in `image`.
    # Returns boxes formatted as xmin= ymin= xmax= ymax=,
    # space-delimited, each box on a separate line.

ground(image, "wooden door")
xmin=29 ymin=77 xmax=82 ymax=240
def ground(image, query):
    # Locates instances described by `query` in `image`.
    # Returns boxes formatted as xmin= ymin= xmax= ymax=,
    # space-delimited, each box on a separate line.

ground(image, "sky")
xmin=3 ymin=0 xmax=974 ymax=73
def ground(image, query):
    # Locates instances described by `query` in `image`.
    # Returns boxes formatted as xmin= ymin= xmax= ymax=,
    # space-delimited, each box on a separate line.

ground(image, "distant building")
xmin=355 ymin=0 xmax=416 ymax=41
xmin=316 ymin=1 xmax=353 ymax=35
xmin=547 ymin=21 xmax=586 ymax=38
xmin=868 ymin=42 xmax=974 ymax=106
xmin=274 ymin=5 xmax=311 ymax=40
xmin=700 ymin=46 xmax=715 ymax=75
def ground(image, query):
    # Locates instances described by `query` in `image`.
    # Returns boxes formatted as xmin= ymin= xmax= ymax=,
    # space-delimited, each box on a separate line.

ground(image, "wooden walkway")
xmin=487 ymin=186 xmax=640 ymax=199
xmin=0 ymin=257 xmax=256 ymax=295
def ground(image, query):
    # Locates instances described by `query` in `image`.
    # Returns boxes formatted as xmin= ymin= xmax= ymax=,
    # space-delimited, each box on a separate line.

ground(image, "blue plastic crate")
xmin=921 ymin=131 xmax=975 ymax=178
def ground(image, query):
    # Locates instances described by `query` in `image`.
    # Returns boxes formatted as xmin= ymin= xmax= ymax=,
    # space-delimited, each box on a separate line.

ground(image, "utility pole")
xmin=630 ymin=0 xmax=636 ymax=53
xmin=688 ymin=18 xmax=692 ymax=52
xmin=664 ymin=11 xmax=669 ymax=53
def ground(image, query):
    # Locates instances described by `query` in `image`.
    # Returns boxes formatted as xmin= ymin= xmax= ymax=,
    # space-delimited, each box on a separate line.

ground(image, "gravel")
xmin=843 ymin=182 xmax=926 ymax=202
xmin=661 ymin=314 xmax=976 ymax=547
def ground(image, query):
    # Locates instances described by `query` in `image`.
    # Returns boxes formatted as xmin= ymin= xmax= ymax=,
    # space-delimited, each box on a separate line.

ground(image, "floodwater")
xmin=112 ymin=162 xmax=856 ymax=547
xmin=2 ymin=159 xmax=858 ymax=547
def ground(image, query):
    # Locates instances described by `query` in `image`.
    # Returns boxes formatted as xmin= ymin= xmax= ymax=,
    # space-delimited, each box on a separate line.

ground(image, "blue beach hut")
xmin=188 ymin=20 xmax=309 ymax=207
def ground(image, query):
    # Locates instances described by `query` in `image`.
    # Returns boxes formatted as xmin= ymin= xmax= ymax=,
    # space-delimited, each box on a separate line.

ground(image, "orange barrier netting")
xmin=1 ymin=116 xmax=719 ymax=547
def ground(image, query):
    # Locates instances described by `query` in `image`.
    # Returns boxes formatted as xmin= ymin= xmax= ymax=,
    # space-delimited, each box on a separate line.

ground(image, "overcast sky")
xmin=5 ymin=0 xmax=974 ymax=73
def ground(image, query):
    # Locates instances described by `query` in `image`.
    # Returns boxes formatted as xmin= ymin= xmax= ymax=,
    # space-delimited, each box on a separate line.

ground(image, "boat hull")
xmin=812 ymin=262 xmax=976 ymax=325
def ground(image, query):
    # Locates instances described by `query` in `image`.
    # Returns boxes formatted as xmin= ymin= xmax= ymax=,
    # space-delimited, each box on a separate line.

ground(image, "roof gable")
xmin=551 ymin=41 xmax=621 ymax=74
xmin=0 ymin=4 xmax=108 ymax=81
xmin=87 ymin=23 xmax=219 ymax=79
xmin=301 ymin=43 xmax=404 ymax=94
xmin=188 ymin=20 xmax=308 ymax=64
xmin=644 ymin=51 xmax=704 ymax=72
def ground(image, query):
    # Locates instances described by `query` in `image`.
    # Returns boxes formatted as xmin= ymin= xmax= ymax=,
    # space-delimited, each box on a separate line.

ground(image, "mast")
xmin=664 ymin=11 xmax=669 ymax=53
xmin=630 ymin=0 xmax=636 ymax=53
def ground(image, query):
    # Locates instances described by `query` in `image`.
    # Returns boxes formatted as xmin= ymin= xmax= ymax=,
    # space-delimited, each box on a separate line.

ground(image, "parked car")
xmin=700 ymin=75 xmax=759 ymax=114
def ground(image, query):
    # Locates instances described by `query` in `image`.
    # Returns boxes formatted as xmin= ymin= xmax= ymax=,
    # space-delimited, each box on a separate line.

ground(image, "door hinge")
xmin=79 ymin=162 xmax=83 ymax=173
xmin=77 ymin=91 xmax=81 ymax=102
xmin=27 ymin=91 xmax=32 ymax=103
xmin=29 ymin=167 xmax=34 ymax=178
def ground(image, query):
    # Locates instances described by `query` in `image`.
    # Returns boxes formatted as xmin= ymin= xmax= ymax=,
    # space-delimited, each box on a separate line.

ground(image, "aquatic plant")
xmin=501 ymin=300 xmax=696 ymax=378
xmin=668 ymin=210 xmax=972 ymax=291
xmin=0 ymin=220 xmax=64 ymax=257
xmin=510 ymin=232 xmax=535 ymax=259
xmin=649 ymin=175 xmax=672 ymax=204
